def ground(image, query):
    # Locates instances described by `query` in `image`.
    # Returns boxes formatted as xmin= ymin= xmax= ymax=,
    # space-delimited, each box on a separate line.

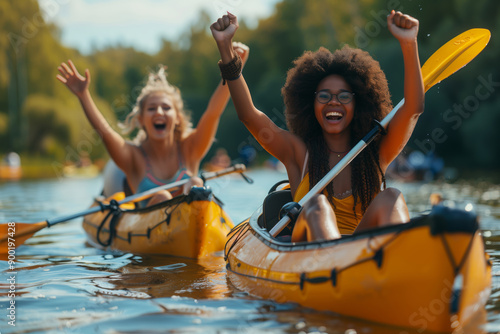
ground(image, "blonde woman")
xmin=57 ymin=44 xmax=249 ymax=207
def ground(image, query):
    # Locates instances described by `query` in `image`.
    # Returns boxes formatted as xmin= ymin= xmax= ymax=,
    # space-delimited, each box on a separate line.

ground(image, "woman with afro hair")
xmin=211 ymin=10 xmax=424 ymax=242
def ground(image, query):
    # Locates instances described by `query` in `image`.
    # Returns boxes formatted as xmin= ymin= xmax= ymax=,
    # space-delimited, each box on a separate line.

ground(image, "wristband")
xmin=218 ymin=53 xmax=242 ymax=85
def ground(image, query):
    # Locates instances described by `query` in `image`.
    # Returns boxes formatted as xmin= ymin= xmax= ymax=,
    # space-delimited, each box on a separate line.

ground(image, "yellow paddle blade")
xmin=0 ymin=222 xmax=48 ymax=254
xmin=422 ymin=28 xmax=491 ymax=91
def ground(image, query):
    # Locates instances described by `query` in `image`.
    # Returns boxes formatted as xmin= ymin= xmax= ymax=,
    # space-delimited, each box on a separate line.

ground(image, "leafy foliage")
xmin=1 ymin=0 xmax=499 ymax=171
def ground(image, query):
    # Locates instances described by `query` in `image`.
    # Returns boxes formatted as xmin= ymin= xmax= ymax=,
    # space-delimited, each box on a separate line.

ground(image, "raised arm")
xmin=57 ymin=60 xmax=135 ymax=174
xmin=209 ymin=13 xmax=305 ymax=169
xmin=184 ymin=42 xmax=249 ymax=163
xmin=379 ymin=10 xmax=425 ymax=170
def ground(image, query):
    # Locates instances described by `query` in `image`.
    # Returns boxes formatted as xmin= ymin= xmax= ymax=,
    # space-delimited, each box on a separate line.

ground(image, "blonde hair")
xmin=120 ymin=66 xmax=192 ymax=143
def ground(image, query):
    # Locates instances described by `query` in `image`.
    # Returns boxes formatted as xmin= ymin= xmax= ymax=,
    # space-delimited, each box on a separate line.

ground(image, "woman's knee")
xmin=375 ymin=187 xmax=406 ymax=206
xmin=356 ymin=187 xmax=409 ymax=232
xmin=305 ymin=194 xmax=331 ymax=212
xmin=375 ymin=187 xmax=409 ymax=223
xmin=302 ymin=194 xmax=335 ymax=225
xmin=380 ymin=187 xmax=403 ymax=199
xmin=182 ymin=176 xmax=204 ymax=195
xmin=191 ymin=176 xmax=204 ymax=187
xmin=148 ymin=190 xmax=173 ymax=206
xmin=297 ymin=194 xmax=340 ymax=241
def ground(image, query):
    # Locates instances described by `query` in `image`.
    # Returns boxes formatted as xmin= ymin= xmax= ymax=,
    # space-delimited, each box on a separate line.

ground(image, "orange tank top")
xmin=293 ymin=173 xmax=363 ymax=235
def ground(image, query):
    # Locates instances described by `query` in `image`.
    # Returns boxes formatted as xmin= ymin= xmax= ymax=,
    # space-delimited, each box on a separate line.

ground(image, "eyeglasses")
xmin=315 ymin=90 xmax=355 ymax=105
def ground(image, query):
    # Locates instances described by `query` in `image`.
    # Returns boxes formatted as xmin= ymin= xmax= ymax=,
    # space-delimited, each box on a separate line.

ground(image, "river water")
xmin=0 ymin=168 xmax=499 ymax=333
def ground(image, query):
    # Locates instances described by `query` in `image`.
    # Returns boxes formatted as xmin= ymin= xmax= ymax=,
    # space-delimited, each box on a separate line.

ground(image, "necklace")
xmin=327 ymin=147 xmax=350 ymax=158
xmin=334 ymin=189 xmax=352 ymax=199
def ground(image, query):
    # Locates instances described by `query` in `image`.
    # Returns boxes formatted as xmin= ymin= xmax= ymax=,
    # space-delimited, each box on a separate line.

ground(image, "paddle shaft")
xmin=46 ymin=164 xmax=246 ymax=226
xmin=269 ymin=99 xmax=404 ymax=237
xmin=46 ymin=176 xmax=197 ymax=225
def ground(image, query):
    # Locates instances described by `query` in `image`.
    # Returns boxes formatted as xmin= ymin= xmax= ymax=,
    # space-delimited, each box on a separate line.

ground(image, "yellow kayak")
xmin=224 ymin=192 xmax=491 ymax=332
xmin=0 ymin=165 xmax=21 ymax=180
xmin=83 ymin=187 xmax=234 ymax=258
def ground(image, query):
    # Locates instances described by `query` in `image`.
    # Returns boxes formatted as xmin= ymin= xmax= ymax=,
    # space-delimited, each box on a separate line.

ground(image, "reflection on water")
xmin=0 ymin=169 xmax=499 ymax=333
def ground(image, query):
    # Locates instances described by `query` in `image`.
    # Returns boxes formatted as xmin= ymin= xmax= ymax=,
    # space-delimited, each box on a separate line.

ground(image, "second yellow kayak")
xmin=83 ymin=187 xmax=234 ymax=258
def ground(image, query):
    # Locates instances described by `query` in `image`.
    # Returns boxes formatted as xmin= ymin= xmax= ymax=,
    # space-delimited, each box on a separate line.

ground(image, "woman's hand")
xmin=56 ymin=60 xmax=90 ymax=98
xmin=210 ymin=12 xmax=238 ymax=46
xmin=387 ymin=10 xmax=419 ymax=44
xmin=182 ymin=176 xmax=204 ymax=195
xmin=233 ymin=41 xmax=249 ymax=63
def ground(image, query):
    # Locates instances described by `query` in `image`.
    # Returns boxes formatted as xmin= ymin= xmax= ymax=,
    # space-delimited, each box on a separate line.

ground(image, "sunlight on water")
xmin=1 ymin=169 xmax=499 ymax=333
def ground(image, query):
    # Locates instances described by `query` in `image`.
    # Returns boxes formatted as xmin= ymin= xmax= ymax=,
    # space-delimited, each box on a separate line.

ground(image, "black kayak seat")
xmin=258 ymin=189 xmax=294 ymax=237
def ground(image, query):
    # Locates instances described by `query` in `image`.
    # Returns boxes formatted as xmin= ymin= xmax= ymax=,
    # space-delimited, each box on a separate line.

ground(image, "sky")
xmin=41 ymin=0 xmax=282 ymax=55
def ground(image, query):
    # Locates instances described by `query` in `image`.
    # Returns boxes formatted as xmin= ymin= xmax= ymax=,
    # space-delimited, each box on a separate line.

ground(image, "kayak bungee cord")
xmin=90 ymin=194 xmax=193 ymax=247
xmin=226 ymin=208 xmax=481 ymax=295
xmin=95 ymin=199 xmax=123 ymax=247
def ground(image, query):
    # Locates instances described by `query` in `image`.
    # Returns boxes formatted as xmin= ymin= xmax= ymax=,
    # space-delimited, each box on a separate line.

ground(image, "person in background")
xmin=57 ymin=43 xmax=249 ymax=207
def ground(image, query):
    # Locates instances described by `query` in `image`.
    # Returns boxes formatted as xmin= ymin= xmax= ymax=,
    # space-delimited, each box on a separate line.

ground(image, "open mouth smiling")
xmin=153 ymin=121 xmax=166 ymax=130
xmin=325 ymin=111 xmax=344 ymax=121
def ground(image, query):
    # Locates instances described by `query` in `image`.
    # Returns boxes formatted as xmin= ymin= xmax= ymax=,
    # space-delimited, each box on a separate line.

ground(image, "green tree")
xmin=1 ymin=0 xmax=499 ymax=173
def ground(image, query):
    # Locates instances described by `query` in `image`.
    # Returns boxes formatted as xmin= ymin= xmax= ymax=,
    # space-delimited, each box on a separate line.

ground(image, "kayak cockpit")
xmin=243 ymin=186 xmax=482 ymax=252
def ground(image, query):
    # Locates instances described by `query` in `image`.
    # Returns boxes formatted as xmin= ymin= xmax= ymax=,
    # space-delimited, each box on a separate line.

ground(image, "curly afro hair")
xmin=282 ymin=45 xmax=393 ymax=214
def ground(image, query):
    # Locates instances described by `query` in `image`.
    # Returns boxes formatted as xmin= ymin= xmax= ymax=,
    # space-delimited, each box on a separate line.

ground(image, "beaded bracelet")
xmin=218 ymin=53 xmax=242 ymax=85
